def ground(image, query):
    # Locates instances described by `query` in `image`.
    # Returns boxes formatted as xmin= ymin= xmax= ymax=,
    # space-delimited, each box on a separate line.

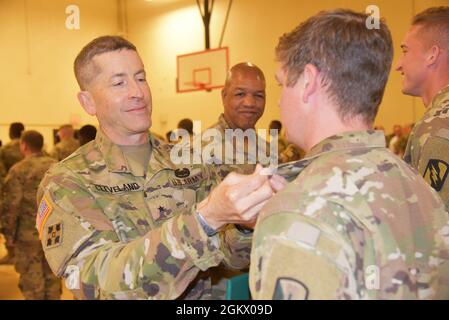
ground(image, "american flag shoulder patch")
xmin=36 ymin=196 xmax=53 ymax=239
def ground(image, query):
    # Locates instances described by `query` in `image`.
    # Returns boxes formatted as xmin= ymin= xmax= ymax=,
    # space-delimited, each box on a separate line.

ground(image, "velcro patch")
xmin=423 ymin=159 xmax=449 ymax=192
xmin=36 ymin=196 xmax=53 ymax=239
xmin=46 ymin=222 xmax=63 ymax=249
xmin=273 ymin=277 xmax=309 ymax=300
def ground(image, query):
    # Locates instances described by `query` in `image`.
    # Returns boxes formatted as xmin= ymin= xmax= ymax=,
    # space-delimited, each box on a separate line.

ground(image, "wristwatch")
xmin=196 ymin=211 xmax=218 ymax=237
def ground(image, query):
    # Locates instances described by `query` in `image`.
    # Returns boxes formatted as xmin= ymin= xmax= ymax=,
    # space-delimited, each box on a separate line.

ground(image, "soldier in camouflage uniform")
xmin=0 ymin=122 xmax=25 ymax=176
xmin=0 ymin=122 xmax=25 ymax=264
xmin=37 ymin=36 xmax=284 ymax=300
xmin=1 ymin=131 xmax=61 ymax=299
xmin=50 ymin=124 xmax=80 ymax=161
xmin=200 ymin=63 xmax=274 ymax=179
xmin=195 ymin=63 xmax=273 ymax=297
xmin=397 ymin=7 xmax=449 ymax=211
xmin=250 ymin=9 xmax=449 ymax=300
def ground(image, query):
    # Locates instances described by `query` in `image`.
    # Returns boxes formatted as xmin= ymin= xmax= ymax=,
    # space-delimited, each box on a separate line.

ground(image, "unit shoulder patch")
xmin=46 ymin=222 xmax=63 ymax=249
xmin=273 ymin=277 xmax=309 ymax=300
xmin=423 ymin=159 xmax=449 ymax=192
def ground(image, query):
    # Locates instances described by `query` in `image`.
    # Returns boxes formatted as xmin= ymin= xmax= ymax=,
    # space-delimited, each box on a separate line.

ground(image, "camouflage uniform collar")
xmin=217 ymin=113 xmax=256 ymax=131
xmin=147 ymin=137 xmax=177 ymax=175
xmin=306 ymin=130 xmax=386 ymax=158
xmin=217 ymin=113 xmax=231 ymax=130
xmin=423 ymin=84 xmax=449 ymax=118
xmin=95 ymin=129 xmax=174 ymax=176
xmin=437 ymin=83 xmax=449 ymax=96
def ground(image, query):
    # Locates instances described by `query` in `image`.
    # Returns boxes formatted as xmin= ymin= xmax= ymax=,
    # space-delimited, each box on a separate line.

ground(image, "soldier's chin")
xmin=401 ymin=80 xmax=419 ymax=97
xmin=237 ymin=120 xmax=256 ymax=130
xmin=132 ymin=119 xmax=151 ymax=133
xmin=401 ymin=86 xmax=418 ymax=97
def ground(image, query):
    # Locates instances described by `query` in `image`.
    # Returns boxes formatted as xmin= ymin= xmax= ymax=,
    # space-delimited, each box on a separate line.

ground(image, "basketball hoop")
xmin=176 ymin=47 xmax=229 ymax=93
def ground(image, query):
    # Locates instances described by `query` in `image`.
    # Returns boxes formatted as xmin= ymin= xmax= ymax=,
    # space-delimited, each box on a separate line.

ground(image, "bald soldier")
xmin=200 ymin=62 xmax=271 ymax=178
xmin=250 ymin=9 xmax=449 ymax=300
xmin=37 ymin=36 xmax=285 ymax=300
xmin=397 ymin=7 xmax=449 ymax=211
xmin=1 ymin=131 xmax=60 ymax=299
xmin=50 ymin=124 xmax=80 ymax=161
xmin=197 ymin=63 xmax=271 ymax=297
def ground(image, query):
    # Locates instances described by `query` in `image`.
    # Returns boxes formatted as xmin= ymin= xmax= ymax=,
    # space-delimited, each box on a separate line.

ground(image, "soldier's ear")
xmin=426 ymin=45 xmax=441 ymax=66
xmin=302 ymin=64 xmax=319 ymax=104
xmin=221 ymin=88 xmax=227 ymax=102
xmin=77 ymin=91 xmax=96 ymax=116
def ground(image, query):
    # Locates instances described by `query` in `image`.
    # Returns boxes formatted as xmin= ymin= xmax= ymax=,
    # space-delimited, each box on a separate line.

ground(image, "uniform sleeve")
xmin=1 ymin=167 xmax=23 ymax=242
xmin=198 ymin=164 xmax=252 ymax=271
xmin=37 ymin=168 xmax=226 ymax=300
xmin=250 ymin=209 xmax=358 ymax=300
xmin=416 ymin=135 xmax=449 ymax=208
xmin=218 ymin=224 xmax=252 ymax=270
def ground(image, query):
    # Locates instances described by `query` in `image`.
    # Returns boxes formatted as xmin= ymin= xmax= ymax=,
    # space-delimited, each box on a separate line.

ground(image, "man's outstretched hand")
xmin=197 ymin=164 xmax=288 ymax=231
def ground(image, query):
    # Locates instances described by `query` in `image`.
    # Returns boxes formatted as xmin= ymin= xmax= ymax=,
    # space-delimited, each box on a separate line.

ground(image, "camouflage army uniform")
xmin=404 ymin=85 xmax=449 ymax=211
xmin=250 ymin=130 xmax=449 ymax=300
xmin=50 ymin=137 xmax=80 ymax=161
xmin=197 ymin=114 xmax=276 ymax=295
xmin=280 ymin=143 xmax=305 ymax=163
xmin=0 ymin=139 xmax=24 ymax=176
xmin=0 ymin=139 xmax=23 ymax=260
xmin=200 ymin=114 xmax=274 ymax=179
xmin=37 ymin=129 xmax=252 ymax=300
xmin=1 ymin=153 xmax=61 ymax=299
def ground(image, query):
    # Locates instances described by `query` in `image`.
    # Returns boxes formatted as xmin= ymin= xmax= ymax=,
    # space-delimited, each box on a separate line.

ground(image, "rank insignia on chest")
xmin=424 ymin=159 xmax=449 ymax=192
xmin=46 ymin=222 xmax=63 ymax=249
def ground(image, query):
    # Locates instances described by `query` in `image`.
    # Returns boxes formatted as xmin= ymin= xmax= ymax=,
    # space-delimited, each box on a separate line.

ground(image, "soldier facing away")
xmin=0 ymin=122 xmax=25 ymax=265
xmin=250 ymin=9 xmax=449 ymax=300
xmin=397 ymin=7 xmax=449 ymax=211
xmin=0 ymin=122 xmax=25 ymax=175
xmin=37 ymin=36 xmax=285 ymax=300
xmin=1 ymin=130 xmax=61 ymax=299
xmin=50 ymin=124 xmax=80 ymax=161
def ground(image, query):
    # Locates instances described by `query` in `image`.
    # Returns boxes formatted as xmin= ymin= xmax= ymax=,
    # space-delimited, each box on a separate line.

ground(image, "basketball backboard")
xmin=176 ymin=47 xmax=229 ymax=93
